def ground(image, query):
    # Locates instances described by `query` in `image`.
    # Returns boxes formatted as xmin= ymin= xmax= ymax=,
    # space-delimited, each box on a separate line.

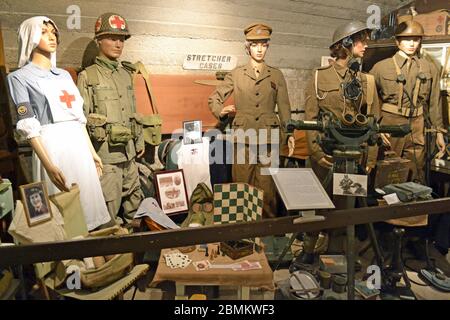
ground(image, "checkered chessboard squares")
xmin=213 ymin=183 xmax=263 ymax=225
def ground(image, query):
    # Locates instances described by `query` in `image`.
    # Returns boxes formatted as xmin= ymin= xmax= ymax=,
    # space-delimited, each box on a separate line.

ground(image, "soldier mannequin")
xmin=293 ymin=21 xmax=381 ymax=267
xmin=370 ymin=20 xmax=446 ymax=186
xmin=208 ymin=23 xmax=293 ymax=218
xmin=78 ymin=13 xmax=144 ymax=227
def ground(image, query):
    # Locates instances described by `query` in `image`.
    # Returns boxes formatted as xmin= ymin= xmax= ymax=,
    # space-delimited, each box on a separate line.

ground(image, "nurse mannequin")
xmin=7 ymin=17 xmax=111 ymax=230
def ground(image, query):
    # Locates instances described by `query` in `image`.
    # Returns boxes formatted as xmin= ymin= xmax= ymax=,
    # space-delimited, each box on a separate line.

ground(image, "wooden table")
xmin=150 ymin=244 xmax=274 ymax=300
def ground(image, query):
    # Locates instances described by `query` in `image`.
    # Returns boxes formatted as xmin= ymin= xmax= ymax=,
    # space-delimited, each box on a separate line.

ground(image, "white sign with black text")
xmin=183 ymin=54 xmax=237 ymax=71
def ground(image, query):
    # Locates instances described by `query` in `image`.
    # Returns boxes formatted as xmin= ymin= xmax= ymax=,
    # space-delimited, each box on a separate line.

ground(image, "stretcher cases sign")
xmin=183 ymin=54 xmax=237 ymax=71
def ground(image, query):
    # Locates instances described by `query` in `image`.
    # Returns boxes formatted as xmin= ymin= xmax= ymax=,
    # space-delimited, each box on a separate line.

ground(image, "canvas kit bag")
xmin=9 ymin=185 xmax=134 ymax=290
xmin=134 ymin=61 xmax=162 ymax=146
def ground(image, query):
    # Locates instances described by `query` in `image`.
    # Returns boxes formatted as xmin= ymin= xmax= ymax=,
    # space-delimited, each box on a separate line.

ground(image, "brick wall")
xmin=0 ymin=0 xmax=403 ymax=114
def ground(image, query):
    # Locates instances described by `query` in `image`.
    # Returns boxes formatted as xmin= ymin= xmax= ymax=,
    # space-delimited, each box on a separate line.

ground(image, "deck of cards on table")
xmin=164 ymin=251 xmax=192 ymax=269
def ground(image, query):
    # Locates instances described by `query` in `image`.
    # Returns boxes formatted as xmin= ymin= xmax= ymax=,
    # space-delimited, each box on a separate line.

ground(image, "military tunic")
xmin=305 ymin=62 xmax=380 ymax=166
xmin=302 ymin=62 xmax=380 ymax=254
xmin=370 ymin=51 xmax=444 ymax=183
xmin=78 ymin=56 xmax=143 ymax=224
xmin=208 ymin=62 xmax=291 ymax=218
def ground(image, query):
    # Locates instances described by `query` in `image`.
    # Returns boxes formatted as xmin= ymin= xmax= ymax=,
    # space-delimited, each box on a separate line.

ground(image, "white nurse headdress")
xmin=17 ymin=16 xmax=59 ymax=68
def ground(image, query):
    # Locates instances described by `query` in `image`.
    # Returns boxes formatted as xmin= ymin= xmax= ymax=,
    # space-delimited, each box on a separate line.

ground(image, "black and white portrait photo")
xmin=183 ymin=120 xmax=202 ymax=145
xmin=20 ymin=182 xmax=53 ymax=227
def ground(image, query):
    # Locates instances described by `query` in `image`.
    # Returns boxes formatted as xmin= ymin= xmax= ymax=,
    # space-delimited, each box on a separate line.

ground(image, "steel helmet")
xmin=94 ymin=13 xmax=131 ymax=39
xmin=330 ymin=21 xmax=370 ymax=48
xmin=395 ymin=20 xmax=424 ymax=37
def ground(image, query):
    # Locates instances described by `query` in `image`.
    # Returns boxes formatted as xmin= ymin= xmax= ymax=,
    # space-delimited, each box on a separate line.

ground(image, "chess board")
xmin=213 ymin=183 xmax=263 ymax=224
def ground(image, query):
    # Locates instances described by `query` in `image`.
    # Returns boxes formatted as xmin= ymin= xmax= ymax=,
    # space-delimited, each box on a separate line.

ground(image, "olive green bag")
xmin=141 ymin=114 xmax=162 ymax=146
xmin=54 ymin=226 xmax=134 ymax=290
xmin=134 ymin=61 xmax=162 ymax=146
xmin=108 ymin=124 xmax=133 ymax=147
xmin=87 ymin=113 xmax=107 ymax=142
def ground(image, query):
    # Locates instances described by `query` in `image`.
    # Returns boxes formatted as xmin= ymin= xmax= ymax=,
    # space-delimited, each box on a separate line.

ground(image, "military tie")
xmin=406 ymin=57 xmax=412 ymax=75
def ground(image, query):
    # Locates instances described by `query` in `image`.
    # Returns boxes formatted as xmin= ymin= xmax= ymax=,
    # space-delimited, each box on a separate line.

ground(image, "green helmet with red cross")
xmin=94 ymin=13 xmax=131 ymax=39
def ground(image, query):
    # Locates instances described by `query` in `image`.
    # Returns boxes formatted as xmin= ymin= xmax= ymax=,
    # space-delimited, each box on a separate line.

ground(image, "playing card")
xmin=164 ymin=251 xmax=192 ymax=269
xmin=180 ymin=258 xmax=192 ymax=268
xmin=193 ymin=260 xmax=211 ymax=271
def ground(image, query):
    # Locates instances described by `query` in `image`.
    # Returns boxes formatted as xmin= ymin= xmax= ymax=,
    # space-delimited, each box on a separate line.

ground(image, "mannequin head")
xmin=394 ymin=20 xmax=424 ymax=57
xmin=246 ymin=40 xmax=269 ymax=63
xmin=330 ymin=30 xmax=369 ymax=61
xmin=97 ymin=34 xmax=126 ymax=60
xmin=350 ymin=31 xmax=369 ymax=59
xmin=396 ymin=36 xmax=421 ymax=56
xmin=243 ymin=23 xmax=271 ymax=65
xmin=32 ymin=22 xmax=58 ymax=58
xmin=17 ymin=17 xmax=60 ymax=68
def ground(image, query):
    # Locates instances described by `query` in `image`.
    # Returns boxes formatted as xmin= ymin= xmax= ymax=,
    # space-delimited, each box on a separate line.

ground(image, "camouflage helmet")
xmin=330 ymin=20 xmax=370 ymax=48
xmin=395 ymin=20 xmax=424 ymax=37
xmin=94 ymin=13 xmax=131 ymax=39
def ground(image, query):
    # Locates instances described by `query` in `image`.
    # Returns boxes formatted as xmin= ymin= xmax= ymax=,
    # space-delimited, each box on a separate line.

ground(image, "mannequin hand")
xmin=288 ymin=136 xmax=295 ymax=157
xmin=219 ymin=105 xmax=236 ymax=118
xmin=380 ymin=133 xmax=391 ymax=147
xmin=318 ymin=156 xmax=333 ymax=169
xmin=92 ymin=153 xmax=103 ymax=177
xmin=47 ymin=165 xmax=69 ymax=192
xmin=436 ymin=132 xmax=446 ymax=155
xmin=137 ymin=146 xmax=145 ymax=159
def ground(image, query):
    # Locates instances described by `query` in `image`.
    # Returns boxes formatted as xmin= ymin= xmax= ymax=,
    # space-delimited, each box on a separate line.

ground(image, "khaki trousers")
xmin=381 ymin=111 xmax=428 ymax=226
xmin=381 ymin=111 xmax=425 ymax=183
xmin=99 ymin=159 xmax=143 ymax=227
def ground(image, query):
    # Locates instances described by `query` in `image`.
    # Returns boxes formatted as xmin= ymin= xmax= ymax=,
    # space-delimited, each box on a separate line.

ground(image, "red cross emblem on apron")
xmin=59 ymin=90 xmax=76 ymax=108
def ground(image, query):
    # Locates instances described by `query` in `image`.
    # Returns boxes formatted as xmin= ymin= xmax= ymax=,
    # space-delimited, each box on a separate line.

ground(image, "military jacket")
xmin=78 ymin=56 xmax=144 ymax=164
xmin=304 ymin=62 xmax=380 ymax=161
xmin=370 ymin=51 xmax=444 ymax=132
xmin=208 ymin=62 xmax=291 ymax=144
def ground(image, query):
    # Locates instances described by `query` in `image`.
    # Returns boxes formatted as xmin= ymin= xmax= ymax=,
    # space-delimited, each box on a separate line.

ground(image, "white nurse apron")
xmin=34 ymin=77 xmax=111 ymax=230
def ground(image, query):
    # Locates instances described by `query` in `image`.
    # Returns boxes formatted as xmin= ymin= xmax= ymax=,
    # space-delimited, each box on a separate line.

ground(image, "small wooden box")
xmin=374 ymin=154 xmax=411 ymax=189
xmin=220 ymin=240 xmax=254 ymax=260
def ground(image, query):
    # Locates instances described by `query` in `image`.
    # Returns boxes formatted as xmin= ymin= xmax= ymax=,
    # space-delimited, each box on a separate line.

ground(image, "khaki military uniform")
xmin=208 ymin=62 xmax=291 ymax=218
xmin=305 ymin=62 xmax=380 ymax=181
xmin=370 ymin=51 xmax=444 ymax=183
xmin=78 ymin=56 xmax=144 ymax=225
xmin=303 ymin=62 xmax=380 ymax=253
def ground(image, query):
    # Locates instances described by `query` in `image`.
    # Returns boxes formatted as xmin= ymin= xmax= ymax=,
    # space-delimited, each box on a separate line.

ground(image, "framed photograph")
xmin=19 ymin=182 xmax=53 ymax=227
xmin=183 ymin=120 xmax=202 ymax=145
xmin=155 ymin=169 xmax=189 ymax=215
